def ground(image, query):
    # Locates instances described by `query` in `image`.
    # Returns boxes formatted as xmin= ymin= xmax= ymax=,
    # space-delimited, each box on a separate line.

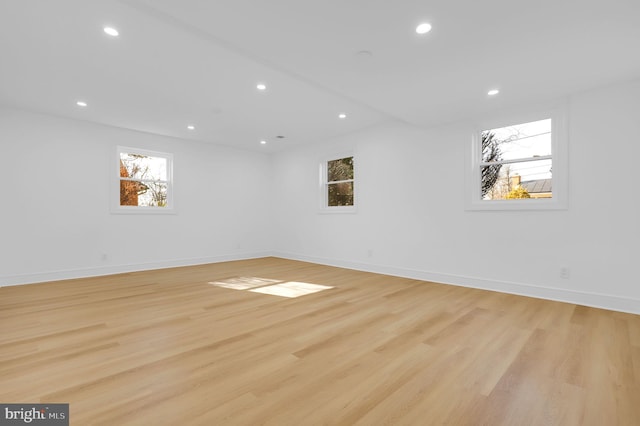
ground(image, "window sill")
xmin=318 ymin=206 xmax=357 ymax=214
xmin=111 ymin=207 xmax=177 ymax=215
xmin=465 ymin=199 xmax=567 ymax=211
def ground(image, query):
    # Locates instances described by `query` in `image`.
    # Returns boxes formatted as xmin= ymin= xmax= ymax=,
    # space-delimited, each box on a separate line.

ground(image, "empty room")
xmin=1 ymin=0 xmax=639 ymax=424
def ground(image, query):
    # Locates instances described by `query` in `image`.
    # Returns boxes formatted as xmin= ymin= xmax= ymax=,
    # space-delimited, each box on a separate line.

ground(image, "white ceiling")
xmin=1 ymin=0 xmax=639 ymax=152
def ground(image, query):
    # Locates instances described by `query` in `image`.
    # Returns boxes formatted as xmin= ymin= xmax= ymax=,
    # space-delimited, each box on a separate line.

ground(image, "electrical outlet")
xmin=367 ymin=249 xmax=373 ymax=258
xmin=560 ymin=266 xmax=570 ymax=279
xmin=101 ymin=253 xmax=108 ymax=261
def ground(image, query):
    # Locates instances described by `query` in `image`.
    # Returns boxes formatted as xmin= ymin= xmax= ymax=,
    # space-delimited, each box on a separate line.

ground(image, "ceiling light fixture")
xmin=76 ymin=101 xmax=87 ymax=107
xmin=187 ymin=125 xmax=195 ymax=130
xmin=103 ymin=27 xmax=119 ymax=37
xmin=260 ymin=140 xmax=267 ymax=145
xmin=338 ymin=113 xmax=347 ymax=119
xmin=256 ymin=83 xmax=267 ymax=91
xmin=416 ymin=23 xmax=432 ymax=34
xmin=487 ymin=89 xmax=500 ymax=96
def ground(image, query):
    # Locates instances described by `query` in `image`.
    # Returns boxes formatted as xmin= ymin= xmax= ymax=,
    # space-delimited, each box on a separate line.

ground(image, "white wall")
xmin=0 ymin=108 xmax=273 ymax=285
xmin=2 ymin=79 xmax=638 ymax=314
xmin=271 ymin=78 xmax=640 ymax=314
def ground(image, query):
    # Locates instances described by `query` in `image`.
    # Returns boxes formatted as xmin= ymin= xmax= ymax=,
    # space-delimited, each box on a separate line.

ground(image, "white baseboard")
xmin=4 ymin=251 xmax=638 ymax=315
xmin=272 ymin=251 xmax=640 ymax=315
xmin=0 ymin=252 xmax=272 ymax=287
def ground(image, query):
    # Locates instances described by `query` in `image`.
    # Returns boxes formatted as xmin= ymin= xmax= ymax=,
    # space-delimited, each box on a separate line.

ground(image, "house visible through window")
xmin=467 ymin=109 xmax=568 ymax=211
xmin=324 ymin=156 xmax=354 ymax=208
xmin=481 ymin=119 xmax=553 ymax=200
xmin=116 ymin=147 xmax=173 ymax=211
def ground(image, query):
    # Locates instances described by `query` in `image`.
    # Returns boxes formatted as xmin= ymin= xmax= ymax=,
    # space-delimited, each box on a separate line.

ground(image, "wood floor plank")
xmin=1 ymin=257 xmax=639 ymax=425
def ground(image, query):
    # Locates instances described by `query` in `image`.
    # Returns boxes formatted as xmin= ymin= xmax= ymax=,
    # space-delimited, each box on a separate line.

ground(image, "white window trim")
xmin=319 ymin=153 xmax=357 ymax=214
xmin=112 ymin=146 xmax=176 ymax=215
xmin=465 ymin=106 xmax=569 ymax=211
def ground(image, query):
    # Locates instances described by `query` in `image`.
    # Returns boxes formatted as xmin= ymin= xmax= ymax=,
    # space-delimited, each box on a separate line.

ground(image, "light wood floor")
xmin=1 ymin=257 xmax=639 ymax=425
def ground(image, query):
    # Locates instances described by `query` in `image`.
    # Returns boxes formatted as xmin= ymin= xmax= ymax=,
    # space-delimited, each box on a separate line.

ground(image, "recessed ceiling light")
xmin=187 ymin=125 xmax=195 ymax=130
xmin=256 ymin=83 xmax=267 ymax=91
xmin=103 ymin=27 xmax=119 ymax=37
xmin=260 ymin=140 xmax=267 ymax=145
xmin=416 ymin=23 xmax=432 ymax=35
xmin=488 ymin=89 xmax=500 ymax=96
xmin=338 ymin=113 xmax=347 ymax=119
xmin=76 ymin=101 xmax=87 ymax=107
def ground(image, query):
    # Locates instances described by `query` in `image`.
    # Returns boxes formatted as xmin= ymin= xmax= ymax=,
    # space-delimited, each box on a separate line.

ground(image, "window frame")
xmin=319 ymin=153 xmax=356 ymax=214
xmin=465 ymin=107 xmax=568 ymax=211
xmin=112 ymin=146 xmax=175 ymax=215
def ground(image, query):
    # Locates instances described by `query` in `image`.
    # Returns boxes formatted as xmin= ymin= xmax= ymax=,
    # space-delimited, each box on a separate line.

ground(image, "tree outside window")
xmin=481 ymin=119 xmax=552 ymax=201
xmin=115 ymin=147 xmax=173 ymax=213
xmin=326 ymin=156 xmax=354 ymax=207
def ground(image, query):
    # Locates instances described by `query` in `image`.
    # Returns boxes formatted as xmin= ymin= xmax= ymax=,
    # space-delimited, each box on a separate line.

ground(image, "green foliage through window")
xmin=327 ymin=157 xmax=354 ymax=207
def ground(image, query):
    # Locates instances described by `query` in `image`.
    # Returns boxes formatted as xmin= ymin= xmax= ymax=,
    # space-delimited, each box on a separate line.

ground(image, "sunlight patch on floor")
xmin=208 ymin=276 xmax=281 ymax=290
xmin=249 ymin=282 xmax=334 ymax=298
xmin=208 ymin=277 xmax=334 ymax=298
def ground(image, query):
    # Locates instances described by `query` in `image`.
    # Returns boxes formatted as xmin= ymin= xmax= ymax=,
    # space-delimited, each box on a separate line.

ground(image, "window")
xmin=466 ymin=109 xmax=568 ymax=210
xmin=320 ymin=155 xmax=355 ymax=211
xmin=114 ymin=147 xmax=174 ymax=213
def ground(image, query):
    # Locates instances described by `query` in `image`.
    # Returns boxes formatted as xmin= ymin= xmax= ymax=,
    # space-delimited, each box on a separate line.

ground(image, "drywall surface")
xmin=0 ymin=109 xmax=273 ymax=284
xmin=271 ymin=79 xmax=640 ymax=313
